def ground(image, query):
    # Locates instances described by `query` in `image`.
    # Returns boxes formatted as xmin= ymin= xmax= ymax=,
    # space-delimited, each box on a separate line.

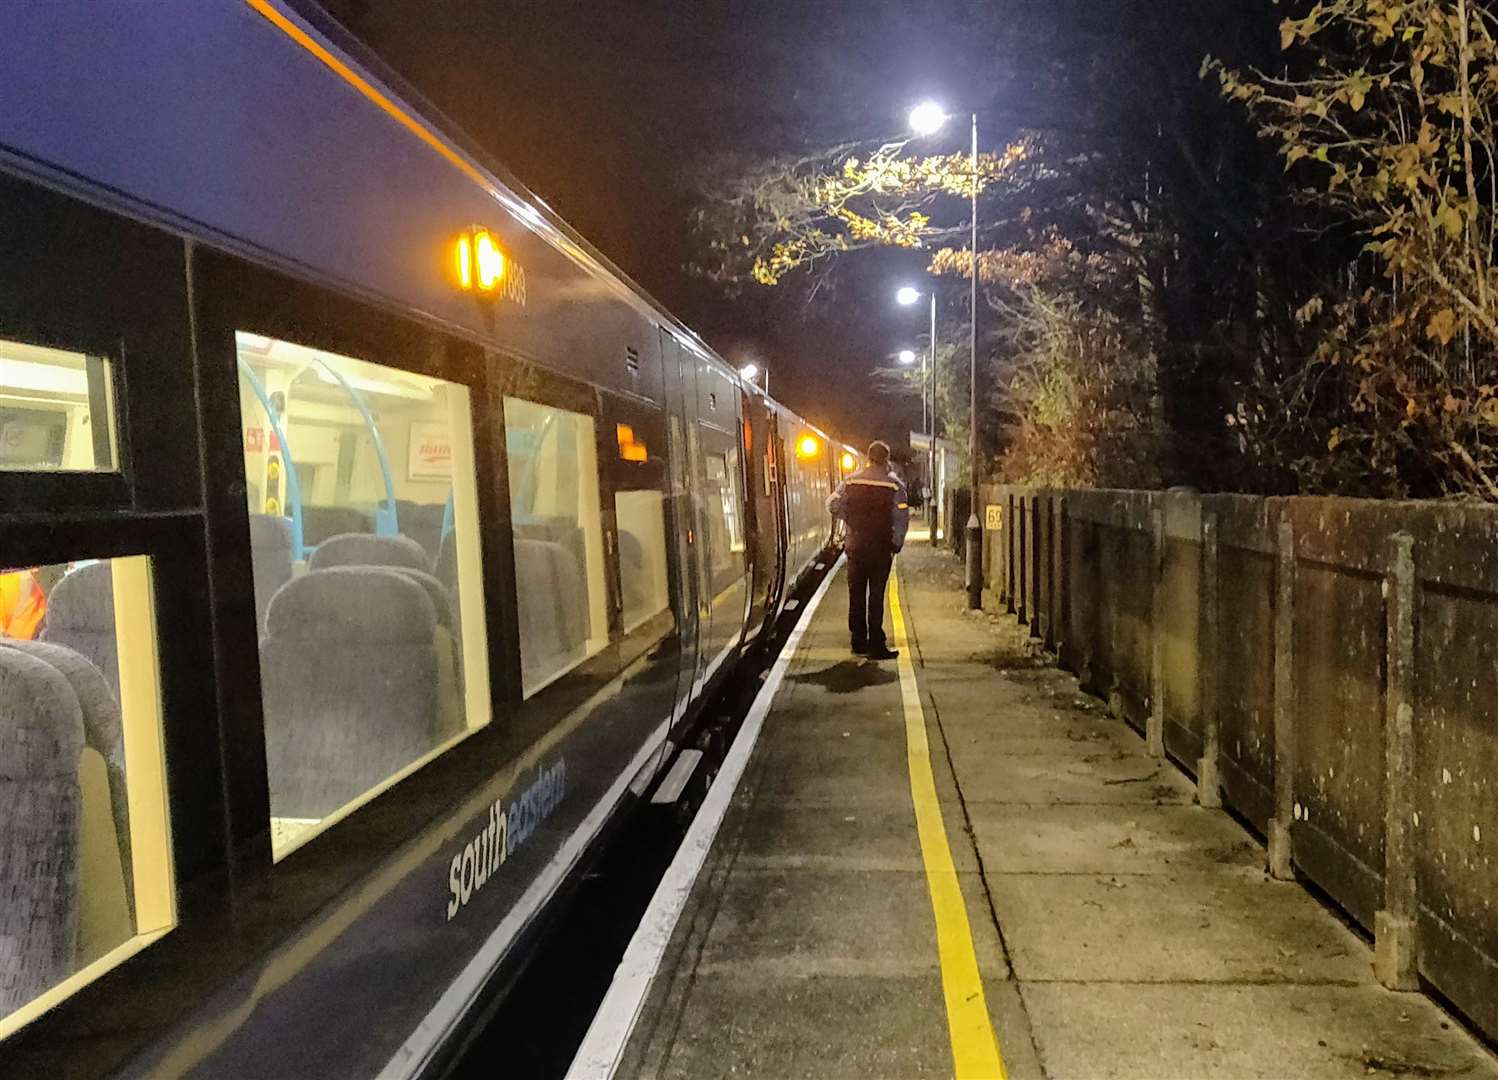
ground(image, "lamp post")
xmin=909 ymin=101 xmax=982 ymax=609
xmin=896 ymin=284 xmax=938 ymax=539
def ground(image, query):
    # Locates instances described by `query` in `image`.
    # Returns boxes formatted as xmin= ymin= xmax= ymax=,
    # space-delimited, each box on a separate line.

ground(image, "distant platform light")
xmin=455 ymin=227 xmax=506 ymax=293
xmin=898 ymin=349 xmax=917 ymax=365
xmin=797 ymin=434 xmax=821 ymax=460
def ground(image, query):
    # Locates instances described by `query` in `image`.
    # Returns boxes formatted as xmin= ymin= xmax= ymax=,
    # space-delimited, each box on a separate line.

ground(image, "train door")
xmin=741 ymin=387 xmax=780 ymax=646
xmin=691 ymin=360 xmax=748 ymax=691
xmin=660 ymin=331 xmax=701 ymax=733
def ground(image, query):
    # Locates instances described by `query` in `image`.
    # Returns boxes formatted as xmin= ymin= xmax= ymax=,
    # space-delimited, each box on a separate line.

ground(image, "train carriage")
xmin=0 ymin=2 xmax=841 ymax=1076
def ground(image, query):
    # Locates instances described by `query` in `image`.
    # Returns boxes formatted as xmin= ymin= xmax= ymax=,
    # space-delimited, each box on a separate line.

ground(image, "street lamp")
xmin=897 ymin=349 xmax=917 ymax=366
xmin=738 ymin=362 xmax=767 ymax=393
xmin=896 ymin=283 xmax=939 ymax=539
xmin=909 ymin=100 xmax=982 ymax=609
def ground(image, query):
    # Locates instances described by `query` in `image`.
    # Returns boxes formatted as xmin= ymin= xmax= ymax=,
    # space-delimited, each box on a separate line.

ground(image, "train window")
xmin=611 ymin=418 xmax=671 ymax=636
xmin=503 ymin=396 xmax=610 ymax=696
xmin=0 ymin=337 xmax=117 ymax=472
xmin=234 ymin=333 xmax=492 ymax=859
xmin=703 ymin=450 xmax=746 ymax=592
xmin=0 ymin=555 xmax=174 ymax=1040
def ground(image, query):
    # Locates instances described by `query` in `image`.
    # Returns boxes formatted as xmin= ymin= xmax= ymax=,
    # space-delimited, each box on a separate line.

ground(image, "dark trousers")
xmin=847 ymin=549 xmax=894 ymax=647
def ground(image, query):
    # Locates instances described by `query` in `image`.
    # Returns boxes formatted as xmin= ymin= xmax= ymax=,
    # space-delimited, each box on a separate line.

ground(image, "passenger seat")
xmin=248 ymin=514 xmax=295 ymax=635
xmin=259 ymin=567 xmax=441 ymax=820
xmin=41 ymin=562 xmax=118 ymax=695
xmin=308 ymin=532 xmax=430 ymax=574
xmin=0 ymin=649 xmax=87 ymax=1012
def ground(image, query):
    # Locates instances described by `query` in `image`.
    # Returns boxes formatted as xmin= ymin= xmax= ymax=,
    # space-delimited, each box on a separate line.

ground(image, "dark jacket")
xmin=827 ymin=465 xmax=910 ymax=556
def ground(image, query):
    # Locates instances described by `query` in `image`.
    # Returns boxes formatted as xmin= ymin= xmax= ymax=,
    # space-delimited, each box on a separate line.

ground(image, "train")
xmin=0 ymin=2 xmax=860 ymax=1076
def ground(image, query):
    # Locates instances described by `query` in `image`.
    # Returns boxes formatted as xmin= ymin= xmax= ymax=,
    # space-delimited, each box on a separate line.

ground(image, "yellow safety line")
xmin=888 ymin=568 xmax=1007 ymax=1080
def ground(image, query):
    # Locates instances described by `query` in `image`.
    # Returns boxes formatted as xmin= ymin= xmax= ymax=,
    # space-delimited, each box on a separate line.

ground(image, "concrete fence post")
xmin=1044 ymin=495 xmax=1058 ymax=650
xmin=1198 ymin=511 xmax=1222 ymax=808
xmin=1017 ymin=494 xmax=1029 ymax=624
xmin=1148 ymin=506 xmax=1166 ymax=758
xmin=1055 ymin=495 xmax=1069 ymax=665
xmin=1269 ymin=515 xmax=1296 ymax=881
xmin=1376 ymin=531 xmax=1420 ymax=991
xmin=1030 ymin=495 xmax=1043 ymax=640
xmin=1005 ymin=490 xmax=1017 ymax=614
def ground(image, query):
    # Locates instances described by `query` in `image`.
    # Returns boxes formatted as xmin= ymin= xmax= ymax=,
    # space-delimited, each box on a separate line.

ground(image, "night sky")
xmin=316 ymin=0 xmax=1102 ymax=445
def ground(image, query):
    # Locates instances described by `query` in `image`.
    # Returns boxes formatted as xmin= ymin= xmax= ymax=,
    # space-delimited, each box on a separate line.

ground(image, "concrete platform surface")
xmin=613 ymin=547 xmax=1498 ymax=1080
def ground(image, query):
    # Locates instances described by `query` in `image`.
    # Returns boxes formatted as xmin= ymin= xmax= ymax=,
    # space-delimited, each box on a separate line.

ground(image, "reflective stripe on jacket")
xmin=827 ymin=465 xmax=910 ymax=555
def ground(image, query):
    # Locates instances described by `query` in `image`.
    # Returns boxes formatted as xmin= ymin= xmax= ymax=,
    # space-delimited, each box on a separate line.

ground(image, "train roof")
xmin=0 ymin=0 xmax=827 ymax=428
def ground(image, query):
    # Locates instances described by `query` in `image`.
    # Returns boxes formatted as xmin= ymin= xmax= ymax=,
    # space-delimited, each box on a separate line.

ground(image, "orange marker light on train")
xmin=796 ymin=435 xmax=821 ymax=460
xmin=474 ymin=229 xmax=504 ymax=290
xmin=456 ymin=227 xmax=505 ymax=292
xmin=455 ymin=233 xmax=473 ymax=289
xmin=840 ymin=451 xmax=856 ymax=472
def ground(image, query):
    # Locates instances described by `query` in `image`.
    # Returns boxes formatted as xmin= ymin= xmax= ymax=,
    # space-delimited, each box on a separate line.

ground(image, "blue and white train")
xmin=0 ymin=3 xmax=855 ymax=1075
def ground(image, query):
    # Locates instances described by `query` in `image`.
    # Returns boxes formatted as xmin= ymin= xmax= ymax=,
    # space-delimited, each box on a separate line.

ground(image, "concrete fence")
xmin=982 ymin=484 xmax=1498 ymax=1040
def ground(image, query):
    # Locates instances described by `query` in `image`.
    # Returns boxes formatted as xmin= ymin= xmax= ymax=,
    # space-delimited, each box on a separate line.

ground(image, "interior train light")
xmin=616 ymin=423 xmax=648 ymax=462
xmin=796 ymin=435 xmax=821 ymax=460
xmin=840 ymin=451 xmax=856 ymax=472
xmin=455 ymin=227 xmax=506 ymax=292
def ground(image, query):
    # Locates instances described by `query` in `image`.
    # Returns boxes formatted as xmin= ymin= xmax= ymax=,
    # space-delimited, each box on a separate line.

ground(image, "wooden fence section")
xmin=979 ymin=485 xmax=1498 ymax=1038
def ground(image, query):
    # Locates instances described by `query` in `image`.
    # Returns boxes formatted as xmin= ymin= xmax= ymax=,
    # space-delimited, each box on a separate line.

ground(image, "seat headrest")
xmin=265 ymin=566 xmax=436 ymax=644
xmin=0 ymin=640 xmax=120 ymax=766
xmin=45 ymin=562 xmax=115 ymax=630
xmin=386 ymin=567 xmax=455 ymax=629
xmin=0 ymin=647 xmax=84 ymax=779
xmin=249 ymin=514 xmax=294 ymax=553
xmin=308 ymin=532 xmax=430 ymax=573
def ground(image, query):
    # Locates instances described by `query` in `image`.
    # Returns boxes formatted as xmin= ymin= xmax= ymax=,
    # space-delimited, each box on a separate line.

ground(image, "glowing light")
xmin=616 ymin=422 xmax=648 ymax=461
xmin=909 ymin=102 xmax=949 ymax=136
xmin=456 ymin=235 xmax=473 ymax=290
xmin=898 ymin=349 xmax=917 ymax=366
xmin=739 ymin=363 xmax=759 ymax=382
xmin=896 ymin=286 xmax=921 ymax=306
xmin=475 ymin=229 xmax=504 ymax=290
xmin=796 ymin=434 xmax=821 ymax=460
xmin=840 ymin=451 xmax=856 ymax=472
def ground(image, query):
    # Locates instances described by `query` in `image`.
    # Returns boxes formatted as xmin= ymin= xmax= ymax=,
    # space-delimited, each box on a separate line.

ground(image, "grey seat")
xmin=0 ymin=640 xmax=132 ymax=915
xmin=249 ymin=514 xmax=295 ymax=635
xmin=260 ymin=567 xmax=441 ymax=820
xmin=398 ymin=501 xmax=446 ymax=566
xmin=0 ymin=647 xmax=84 ymax=1014
xmin=41 ymin=562 xmax=117 ymax=694
xmin=308 ymin=532 xmax=430 ymax=574
xmin=515 ymin=537 xmax=589 ymax=691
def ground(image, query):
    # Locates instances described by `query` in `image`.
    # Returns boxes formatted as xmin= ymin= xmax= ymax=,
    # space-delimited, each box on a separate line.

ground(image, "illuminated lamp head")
xmin=456 ymin=227 xmax=506 ymax=292
xmin=796 ymin=434 xmax=821 ymax=460
xmin=840 ymin=451 xmax=856 ymax=472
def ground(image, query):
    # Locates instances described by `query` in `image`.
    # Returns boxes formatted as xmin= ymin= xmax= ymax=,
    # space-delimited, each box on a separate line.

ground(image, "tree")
xmin=1211 ymin=0 xmax=1498 ymax=498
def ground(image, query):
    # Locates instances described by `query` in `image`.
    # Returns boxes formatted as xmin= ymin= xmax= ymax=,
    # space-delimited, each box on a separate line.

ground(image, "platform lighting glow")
xmin=896 ymin=286 xmax=922 ymax=306
xmin=840 ymin=451 xmax=856 ymax=472
xmin=908 ymin=102 xmax=949 ymax=136
xmin=739 ymin=363 xmax=759 ymax=381
xmin=796 ymin=434 xmax=821 ymax=459
xmin=898 ymin=349 xmax=917 ymax=366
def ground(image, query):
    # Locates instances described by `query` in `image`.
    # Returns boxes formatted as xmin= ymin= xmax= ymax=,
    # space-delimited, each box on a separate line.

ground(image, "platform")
xmin=577 ymin=546 xmax=1498 ymax=1080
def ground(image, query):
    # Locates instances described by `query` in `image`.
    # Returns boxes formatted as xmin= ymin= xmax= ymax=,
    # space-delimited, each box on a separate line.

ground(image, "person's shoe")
xmin=851 ymin=638 xmax=869 ymax=656
xmin=866 ymin=644 xmax=899 ymax=660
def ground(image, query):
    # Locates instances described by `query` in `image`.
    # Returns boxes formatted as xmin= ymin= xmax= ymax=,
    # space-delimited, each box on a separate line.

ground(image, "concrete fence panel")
xmin=1001 ymin=485 xmax=1498 ymax=1044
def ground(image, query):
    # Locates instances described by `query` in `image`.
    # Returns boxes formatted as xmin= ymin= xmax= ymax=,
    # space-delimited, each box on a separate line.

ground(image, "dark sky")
xmin=315 ymin=0 xmax=1090 ymax=444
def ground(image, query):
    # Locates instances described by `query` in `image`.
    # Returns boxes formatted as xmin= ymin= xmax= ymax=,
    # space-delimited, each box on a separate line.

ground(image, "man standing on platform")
xmin=828 ymin=440 xmax=909 ymax=659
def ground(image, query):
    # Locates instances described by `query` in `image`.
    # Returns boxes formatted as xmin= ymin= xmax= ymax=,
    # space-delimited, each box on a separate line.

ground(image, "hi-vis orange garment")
xmin=0 ymin=568 xmax=46 ymax=640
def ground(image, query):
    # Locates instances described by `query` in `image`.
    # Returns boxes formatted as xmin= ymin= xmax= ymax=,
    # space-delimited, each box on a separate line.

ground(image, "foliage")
xmin=1210 ymin=0 xmax=1498 ymax=498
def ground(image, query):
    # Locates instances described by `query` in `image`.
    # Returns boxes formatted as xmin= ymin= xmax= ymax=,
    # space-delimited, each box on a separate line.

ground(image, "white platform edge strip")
xmin=565 ymin=554 xmax=845 ymax=1080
